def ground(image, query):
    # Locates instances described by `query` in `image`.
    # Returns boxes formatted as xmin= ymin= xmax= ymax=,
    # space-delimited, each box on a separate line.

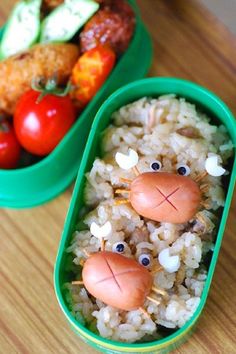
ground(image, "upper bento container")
xmin=54 ymin=78 xmax=236 ymax=354
xmin=0 ymin=0 xmax=152 ymax=209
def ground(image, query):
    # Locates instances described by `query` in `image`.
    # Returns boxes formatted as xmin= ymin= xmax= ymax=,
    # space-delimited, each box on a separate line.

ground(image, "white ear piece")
xmin=205 ymin=155 xmax=226 ymax=177
xmin=115 ymin=148 xmax=139 ymax=170
xmin=90 ymin=221 xmax=112 ymax=240
xmin=158 ymin=248 xmax=180 ymax=273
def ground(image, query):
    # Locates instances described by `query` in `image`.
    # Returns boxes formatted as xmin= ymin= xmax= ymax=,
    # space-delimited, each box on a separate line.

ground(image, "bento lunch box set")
xmin=1 ymin=1 xmax=236 ymax=354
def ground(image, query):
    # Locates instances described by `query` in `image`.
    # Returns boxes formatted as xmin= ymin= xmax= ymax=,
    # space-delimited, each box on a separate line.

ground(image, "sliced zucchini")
xmin=40 ymin=0 xmax=99 ymax=43
xmin=0 ymin=0 xmax=42 ymax=59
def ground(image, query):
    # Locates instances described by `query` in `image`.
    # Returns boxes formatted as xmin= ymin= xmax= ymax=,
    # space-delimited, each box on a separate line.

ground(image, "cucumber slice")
xmin=0 ymin=0 xmax=42 ymax=59
xmin=40 ymin=0 xmax=99 ymax=43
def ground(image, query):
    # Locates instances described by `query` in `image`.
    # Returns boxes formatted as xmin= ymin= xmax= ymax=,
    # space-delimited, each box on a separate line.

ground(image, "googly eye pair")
xmin=176 ymin=164 xmax=191 ymax=176
xmin=113 ymin=244 xmax=151 ymax=267
xmin=150 ymin=160 xmax=191 ymax=176
xmin=112 ymin=242 xmax=126 ymax=253
xmin=138 ymin=254 xmax=151 ymax=267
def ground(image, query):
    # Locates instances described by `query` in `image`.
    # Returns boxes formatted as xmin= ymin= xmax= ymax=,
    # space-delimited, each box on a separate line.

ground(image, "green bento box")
xmin=0 ymin=0 xmax=152 ymax=209
xmin=54 ymin=77 xmax=236 ymax=354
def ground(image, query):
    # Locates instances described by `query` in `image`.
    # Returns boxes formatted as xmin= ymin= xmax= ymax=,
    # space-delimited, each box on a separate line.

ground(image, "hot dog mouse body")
xmin=115 ymin=149 xmax=226 ymax=224
xmin=130 ymin=172 xmax=201 ymax=224
xmin=72 ymin=222 xmax=173 ymax=312
xmin=82 ymin=251 xmax=153 ymax=311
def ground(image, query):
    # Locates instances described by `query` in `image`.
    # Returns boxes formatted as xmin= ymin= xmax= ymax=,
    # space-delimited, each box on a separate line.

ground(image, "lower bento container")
xmin=0 ymin=0 xmax=152 ymax=209
xmin=54 ymin=78 xmax=236 ymax=353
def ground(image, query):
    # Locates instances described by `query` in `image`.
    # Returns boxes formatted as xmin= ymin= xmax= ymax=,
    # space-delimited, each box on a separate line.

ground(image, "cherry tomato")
xmin=14 ymin=90 xmax=76 ymax=156
xmin=0 ymin=120 xmax=21 ymax=169
xmin=70 ymin=45 xmax=116 ymax=110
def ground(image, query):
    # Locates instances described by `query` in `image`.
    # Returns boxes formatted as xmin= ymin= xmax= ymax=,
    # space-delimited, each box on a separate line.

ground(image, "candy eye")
xmin=150 ymin=161 xmax=162 ymax=171
xmin=112 ymin=242 xmax=125 ymax=254
xmin=139 ymin=254 xmax=151 ymax=267
xmin=176 ymin=164 xmax=191 ymax=176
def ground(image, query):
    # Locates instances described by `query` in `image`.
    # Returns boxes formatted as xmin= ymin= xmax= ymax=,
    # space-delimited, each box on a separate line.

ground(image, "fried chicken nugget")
xmin=0 ymin=43 xmax=79 ymax=115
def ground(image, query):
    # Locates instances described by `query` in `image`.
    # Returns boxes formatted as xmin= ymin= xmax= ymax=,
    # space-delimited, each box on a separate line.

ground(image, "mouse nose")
xmin=130 ymin=172 xmax=201 ymax=224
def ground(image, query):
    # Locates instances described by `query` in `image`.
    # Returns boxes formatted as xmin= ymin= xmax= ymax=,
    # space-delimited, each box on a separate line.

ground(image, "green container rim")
xmin=54 ymin=77 xmax=236 ymax=352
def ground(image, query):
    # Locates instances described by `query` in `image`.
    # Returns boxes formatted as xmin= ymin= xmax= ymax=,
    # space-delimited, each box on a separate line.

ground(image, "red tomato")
xmin=70 ymin=45 xmax=116 ymax=110
xmin=0 ymin=120 xmax=21 ymax=169
xmin=14 ymin=90 xmax=76 ymax=156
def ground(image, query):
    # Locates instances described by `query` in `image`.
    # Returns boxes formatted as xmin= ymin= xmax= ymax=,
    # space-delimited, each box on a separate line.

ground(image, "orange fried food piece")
xmin=70 ymin=45 xmax=116 ymax=110
xmin=0 ymin=43 xmax=79 ymax=115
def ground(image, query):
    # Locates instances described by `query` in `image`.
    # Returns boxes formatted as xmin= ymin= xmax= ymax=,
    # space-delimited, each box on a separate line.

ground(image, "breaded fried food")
xmin=0 ymin=43 xmax=79 ymax=115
